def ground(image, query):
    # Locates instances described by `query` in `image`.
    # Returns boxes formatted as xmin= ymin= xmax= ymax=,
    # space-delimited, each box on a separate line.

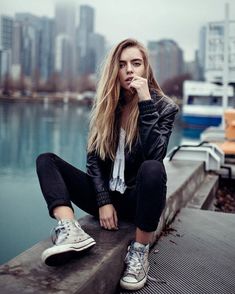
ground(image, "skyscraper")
xmin=11 ymin=20 xmax=22 ymax=80
xmin=54 ymin=0 xmax=77 ymax=78
xmin=198 ymin=26 xmax=206 ymax=80
xmin=148 ymin=39 xmax=184 ymax=85
xmin=88 ymin=33 xmax=106 ymax=73
xmin=39 ymin=17 xmax=54 ymax=81
xmin=77 ymin=5 xmax=95 ymax=75
xmin=0 ymin=15 xmax=13 ymax=81
xmin=204 ymin=20 xmax=235 ymax=84
xmin=15 ymin=13 xmax=41 ymax=77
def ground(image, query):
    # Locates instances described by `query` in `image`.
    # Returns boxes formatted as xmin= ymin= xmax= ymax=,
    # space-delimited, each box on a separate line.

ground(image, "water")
xmin=0 ymin=100 xmax=193 ymax=264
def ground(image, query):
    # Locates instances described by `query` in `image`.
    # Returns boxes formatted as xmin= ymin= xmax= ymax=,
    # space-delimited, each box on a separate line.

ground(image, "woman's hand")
xmin=129 ymin=75 xmax=151 ymax=101
xmin=99 ymin=204 xmax=118 ymax=230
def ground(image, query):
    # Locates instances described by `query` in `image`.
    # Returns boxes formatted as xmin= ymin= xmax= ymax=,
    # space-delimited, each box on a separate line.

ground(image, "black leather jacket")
xmin=86 ymin=89 xmax=179 ymax=207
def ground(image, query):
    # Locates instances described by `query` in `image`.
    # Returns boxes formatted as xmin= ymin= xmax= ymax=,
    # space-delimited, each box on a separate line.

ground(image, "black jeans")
xmin=36 ymin=153 xmax=167 ymax=232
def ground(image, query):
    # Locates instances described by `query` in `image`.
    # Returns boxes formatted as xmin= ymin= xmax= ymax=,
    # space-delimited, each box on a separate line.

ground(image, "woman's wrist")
xmin=139 ymin=96 xmax=151 ymax=102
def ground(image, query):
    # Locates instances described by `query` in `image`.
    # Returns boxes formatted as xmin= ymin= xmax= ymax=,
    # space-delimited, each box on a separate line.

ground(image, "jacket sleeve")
xmin=86 ymin=151 xmax=112 ymax=207
xmin=138 ymin=98 xmax=179 ymax=161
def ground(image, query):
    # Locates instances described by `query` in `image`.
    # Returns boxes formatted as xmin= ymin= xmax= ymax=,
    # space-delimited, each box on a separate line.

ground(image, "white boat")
xmin=182 ymin=80 xmax=234 ymax=127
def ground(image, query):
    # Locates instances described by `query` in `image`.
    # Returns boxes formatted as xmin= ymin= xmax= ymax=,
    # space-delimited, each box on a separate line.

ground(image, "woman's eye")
xmin=119 ymin=64 xmax=125 ymax=68
xmin=133 ymin=62 xmax=141 ymax=66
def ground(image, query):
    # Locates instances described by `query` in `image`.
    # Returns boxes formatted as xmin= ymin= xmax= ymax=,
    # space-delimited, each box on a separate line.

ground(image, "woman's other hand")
xmin=129 ymin=75 xmax=151 ymax=101
xmin=99 ymin=204 xmax=118 ymax=230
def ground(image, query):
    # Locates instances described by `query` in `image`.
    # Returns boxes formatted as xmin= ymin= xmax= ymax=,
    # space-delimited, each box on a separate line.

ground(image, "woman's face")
xmin=118 ymin=46 xmax=145 ymax=90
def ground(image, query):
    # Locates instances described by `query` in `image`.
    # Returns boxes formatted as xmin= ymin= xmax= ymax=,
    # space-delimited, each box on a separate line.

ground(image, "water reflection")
xmin=0 ymin=102 xmax=90 ymax=175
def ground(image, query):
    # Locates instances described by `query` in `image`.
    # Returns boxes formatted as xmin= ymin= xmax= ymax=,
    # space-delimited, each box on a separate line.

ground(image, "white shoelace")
xmin=125 ymin=247 xmax=165 ymax=284
xmin=125 ymin=247 xmax=148 ymax=277
xmin=51 ymin=220 xmax=82 ymax=245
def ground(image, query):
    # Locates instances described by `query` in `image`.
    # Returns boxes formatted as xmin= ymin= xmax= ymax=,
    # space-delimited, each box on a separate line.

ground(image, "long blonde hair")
xmin=87 ymin=38 xmax=164 ymax=160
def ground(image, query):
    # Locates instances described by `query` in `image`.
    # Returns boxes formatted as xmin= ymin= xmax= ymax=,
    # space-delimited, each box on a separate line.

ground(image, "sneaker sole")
xmin=120 ymin=275 xmax=147 ymax=291
xmin=42 ymin=237 xmax=96 ymax=266
xmin=120 ymin=265 xmax=150 ymax=291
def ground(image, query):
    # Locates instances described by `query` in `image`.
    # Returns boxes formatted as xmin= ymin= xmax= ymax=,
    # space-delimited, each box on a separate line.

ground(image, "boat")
xmin=182 ymin=80 xmax=234 ymax=128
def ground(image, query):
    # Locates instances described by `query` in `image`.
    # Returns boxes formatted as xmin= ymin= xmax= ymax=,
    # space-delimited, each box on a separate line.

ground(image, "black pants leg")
xmin=36 ymin=153 xmax=99 ymax=218
xmin=36 ymin=154 xmax=167 ymax=232
xmin=117 ymin=160 xmax=167 ymax=232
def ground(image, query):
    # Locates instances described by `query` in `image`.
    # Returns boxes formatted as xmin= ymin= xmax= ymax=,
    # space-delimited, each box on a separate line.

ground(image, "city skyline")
xmin=1 ymin=0 xmax=235 ymax=62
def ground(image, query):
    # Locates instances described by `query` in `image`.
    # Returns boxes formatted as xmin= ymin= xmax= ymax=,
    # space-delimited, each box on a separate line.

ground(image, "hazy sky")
xmin=1 ymin=0 xmax=235 ymax=61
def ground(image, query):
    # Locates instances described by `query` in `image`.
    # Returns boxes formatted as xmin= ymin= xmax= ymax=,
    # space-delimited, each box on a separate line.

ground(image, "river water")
xmin=0 ymin=100 xmax=195 ymax=264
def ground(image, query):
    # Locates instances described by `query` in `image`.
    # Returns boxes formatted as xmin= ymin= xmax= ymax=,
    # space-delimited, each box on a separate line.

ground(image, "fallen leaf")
xmin=169 ymin=239 xmax=177 ymax=245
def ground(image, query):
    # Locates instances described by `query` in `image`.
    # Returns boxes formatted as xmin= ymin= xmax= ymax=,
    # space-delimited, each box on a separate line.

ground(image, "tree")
xmin=77 ymin=75 xmax=96 ymax=93
xmin=18 ymin=72 xmax=27 ymax=95
xmin=161 ymin=73 xmax=192 ymax=98
xmin=32 ymin=68 xmax=40 ymax=93
xmin=45 ymin=72 xmax=61 ymax=92
xmin=2 ymin=73 xmax=13 ymax=96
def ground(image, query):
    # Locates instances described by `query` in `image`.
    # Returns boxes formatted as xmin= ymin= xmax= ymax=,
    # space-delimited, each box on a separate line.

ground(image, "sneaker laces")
xmin=124 ymin=246 xmax=147 ymax=278
xmin=51 ymin=219 xmax=82 ymax=245
xmin=124 ymin=245 xmax=164 ymax=284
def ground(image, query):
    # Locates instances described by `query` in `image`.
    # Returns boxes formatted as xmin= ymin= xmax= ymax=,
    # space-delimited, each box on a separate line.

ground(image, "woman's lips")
xmin=125 ymin=77 xmax=133 ymax=84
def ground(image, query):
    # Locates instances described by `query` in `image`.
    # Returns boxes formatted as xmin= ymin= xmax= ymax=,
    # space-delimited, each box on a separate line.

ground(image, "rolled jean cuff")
xmin=136 ymin=221 xmax=159 ymax=233
xmin=48 ymin=199 xmax=74 ymax=218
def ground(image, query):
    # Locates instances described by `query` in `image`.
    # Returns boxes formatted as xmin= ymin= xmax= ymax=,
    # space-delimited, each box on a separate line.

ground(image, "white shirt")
xmin=109 ymin=128 xmax=127 ymax=194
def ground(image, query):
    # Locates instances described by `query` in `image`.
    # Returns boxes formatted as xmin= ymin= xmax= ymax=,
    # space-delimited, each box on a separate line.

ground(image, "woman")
xmin=36 ymin=38 xmax=179 ymax=291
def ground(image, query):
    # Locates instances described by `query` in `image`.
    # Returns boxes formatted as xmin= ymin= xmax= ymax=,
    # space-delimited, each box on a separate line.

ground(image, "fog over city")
xmin=1 ymin=0 xmax=235 ymax=61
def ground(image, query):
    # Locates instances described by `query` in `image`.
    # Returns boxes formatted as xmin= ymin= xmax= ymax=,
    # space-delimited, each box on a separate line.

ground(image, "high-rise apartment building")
xmin=77 ymin=5 xmax=95 ymax=75
xmin=54 ymin=0 xmax=77 ymax=77
xmin=12 ymin=14 xmax=54 ymax=82
xmin=88 ymin=33 xmax=106 ymax=73
xmin=0 ymin=15 xmax=13 ymax=81
xmin=11 ymin=20 xmax=22 ymax=80
xmin=198 ymin=26 xmax=206 ymax=80
xmin=15 ymin=13 xmax=41 ymax=77
xmin=0 ymin=2 xmax=105 ymax=85
xmin=148 ymin=39 xmax=184 ymax=85
xmin=204 ymin=21 xmax=235 ymax=83
xmin=39 ymin=17 xmax=54 ymax=81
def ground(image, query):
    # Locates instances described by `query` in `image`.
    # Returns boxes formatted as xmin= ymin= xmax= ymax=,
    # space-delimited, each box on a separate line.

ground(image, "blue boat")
xmin=182 ymin=81 xmax=234 ymax=128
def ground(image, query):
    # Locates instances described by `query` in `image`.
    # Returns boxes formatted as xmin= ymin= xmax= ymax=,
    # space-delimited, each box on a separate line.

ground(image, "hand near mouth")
xmin=128 ymin=75 xmax=151 ymax=101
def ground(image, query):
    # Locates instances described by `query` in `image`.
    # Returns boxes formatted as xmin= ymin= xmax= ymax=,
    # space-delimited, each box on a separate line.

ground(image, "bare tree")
xmin=2 ymin=73 xmax=13 ymax=96
xmin=77 ymin=75 xmax=96 ymax=93
xmin=161 ymin=73 xmax=192 ymax=98
xmin=32 ymin=68 xmax=40 ymax=93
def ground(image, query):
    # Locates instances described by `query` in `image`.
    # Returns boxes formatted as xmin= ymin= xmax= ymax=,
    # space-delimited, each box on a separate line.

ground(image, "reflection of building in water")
xmin=0 ymin=103 xmax=90 ymax=174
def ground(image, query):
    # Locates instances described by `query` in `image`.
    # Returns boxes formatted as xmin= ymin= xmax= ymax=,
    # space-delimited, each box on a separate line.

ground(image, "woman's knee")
xmin=36 ymin=152 xmax=56 ymax=169
xmin=138 ymin=160 xmax=165 ymax=179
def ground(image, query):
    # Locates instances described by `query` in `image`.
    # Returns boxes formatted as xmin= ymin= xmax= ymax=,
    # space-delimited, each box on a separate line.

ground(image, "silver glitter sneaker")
xmin=120 ymin=241 xmax=150 ymax=290
xmin=41 ymin=219 xmax=96 ymax=266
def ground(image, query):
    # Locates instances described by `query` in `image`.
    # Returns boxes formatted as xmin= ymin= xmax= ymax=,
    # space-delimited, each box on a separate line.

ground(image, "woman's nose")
xmin=126 ymin=63 xmax=133 ymax=73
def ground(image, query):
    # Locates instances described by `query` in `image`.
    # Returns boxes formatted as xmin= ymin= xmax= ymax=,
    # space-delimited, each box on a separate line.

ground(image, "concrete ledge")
xmin=0 ymin=160 xmax=208 ymax=294
xmin=187 ymin=174 xmax=219 ymax=210
xmin=0 ymin=216 xmax=135 ymax=294
xmin=154 ymin=159 xmax=205 ymax=239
